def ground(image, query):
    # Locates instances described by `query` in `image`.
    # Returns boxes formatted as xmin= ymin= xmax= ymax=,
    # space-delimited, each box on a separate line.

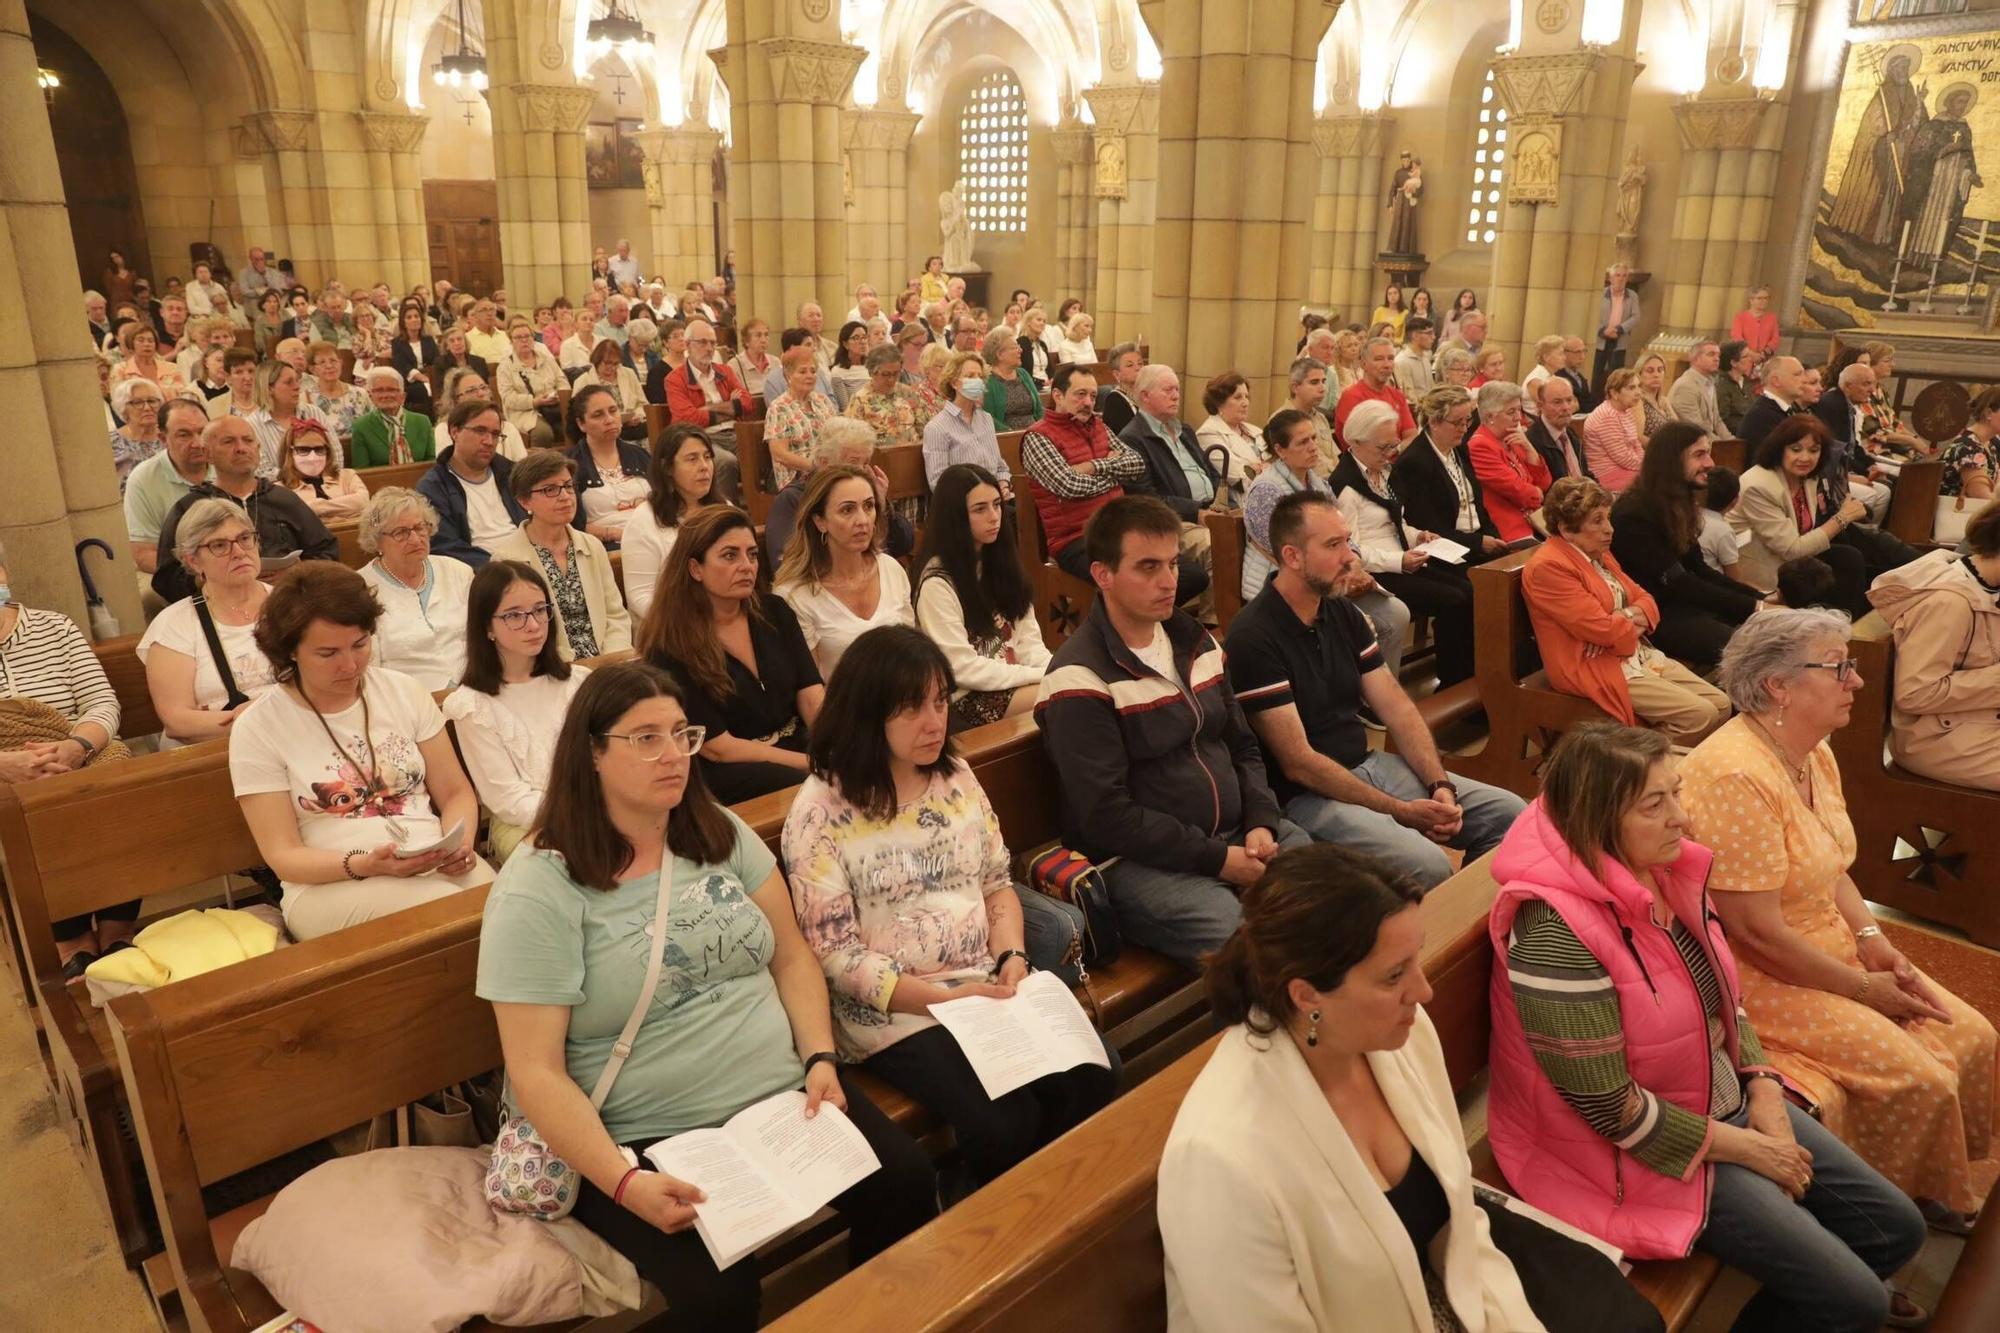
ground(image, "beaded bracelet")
xmin=342 ymin=848 xmax=366 ymax=881
xmin=613 ymin=1166 xmax=641 ymax=1207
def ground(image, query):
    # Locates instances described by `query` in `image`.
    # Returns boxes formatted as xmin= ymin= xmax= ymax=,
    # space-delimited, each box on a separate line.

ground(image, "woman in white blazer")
xmin=1730 ymin=416 xmax=1872 ymax=608
xmin=1160 ymin=844 xmax=1655 ymax=1333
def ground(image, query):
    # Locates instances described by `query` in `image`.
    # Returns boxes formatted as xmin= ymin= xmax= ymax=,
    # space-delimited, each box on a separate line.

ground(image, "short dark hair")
xmin=447 ymin=397 xmax=502 ymax=433
xmin=1263 ymin=407 xmax=1312 ymax=455
xmin=460 ymin=560 xmax=572 ymax=694
xmin=509 ymin=448 xmax=573 ymax=500
xmin=808 ymin=626 xmax=958 ymax=820
xmin=1967 ymin=500 xmax=2000 ymax=558
xmin=1084 ymin=495 xmax=1181 ymax=570
xmin=566 ymin=384 xmax=619 ymax=445
xmin=1775 ymin=556 xmax=1839 ymax=610
xmin=535 ymin=661 xmax=735 ymax=889
xmin=1753 ymin=414 xmax=1836 ymax=475
xmin=1203 ymin=372 xmax=1248 ymax=417
xmin=160 ymin=396 xmax=211 ymax=433
xmin=1050 ymin=362 xmax=1096 ymax=396
xmin=1720 ymin=339 xmax=1751 ymax=371
xmin=1268 ymin=490 xmax=1337 ymax=562
xmin=254 ymin=561 xmax=383 ymax=683
xmin=1702 ymin=464 xmax=1740 ymax=513
xmin=222 ymin=347 xmax=258 ymax=372
xmin=778 ymin=326 xmax=812 ymax=353
xmin=1207 ymin=844 xmax=1424 ymax=1031
xmin=1402 ymin=316 xmax=1433 ymax=340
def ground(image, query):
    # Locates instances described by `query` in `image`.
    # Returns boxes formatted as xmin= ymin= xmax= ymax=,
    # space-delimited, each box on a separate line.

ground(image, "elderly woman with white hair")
xmin=138 ymin=496 xmax=283 ymax=748
xmin=108 ymin=377 xmax=166 ymax=491
xmin=350 ymin=364 xmax=438 ymax=467
xmin=355 ymin=486 xmax=474 ymax=690
xmin=982 ymin=328 xmax=1042 ymax=431
xmin=1055 ymin=311 xmax=1097 ymax=366
xmin=1680 ymin=608 xmax=1999 ymax=1240
xmin=625 ymin=315 xmax=665 ymax=390
xmin=1466 ymin=380 xmax=1552 ymax=543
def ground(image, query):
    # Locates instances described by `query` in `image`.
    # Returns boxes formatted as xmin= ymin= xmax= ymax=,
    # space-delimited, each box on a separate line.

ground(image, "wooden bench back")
xmin=880 ymin=444 xmax=928 ymax=505
xmin=646 ymin=401 xmax=672 ymax=448
xmin=1467 ymin=550 xmax=1602 ymax=799
xmin=331 ymin=523 xmax=368 ymax=568
xmin=1000 ymin=430 xmax=1097 ymax=647
xmin=355 ymin=461 xmax=431 ymax=495
xmin=736 ymin=418 xmax=774 ymax=525
xmin=1204 ymin=510 xmax=1247 ymax=630
xmin=1710 ymin=437 xmax=1746 ymax=476
xmin=1884 ymin=457 xmax=1944 ymax=547
xmin=91 ymin=633 xmax=162 ymax=739
xmin=766 ymin=855 xmax=1501 ymax=1332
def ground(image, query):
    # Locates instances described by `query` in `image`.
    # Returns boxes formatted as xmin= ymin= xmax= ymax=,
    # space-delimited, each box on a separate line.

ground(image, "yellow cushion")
xmin=85 ymin=908 xmax=282 ymax=990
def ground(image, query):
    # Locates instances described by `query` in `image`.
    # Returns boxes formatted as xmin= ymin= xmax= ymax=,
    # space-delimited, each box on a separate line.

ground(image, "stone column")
xmin=357 ymin=111 xmax=432 ymax=294
xmin=1659 ymin=96 xmax=1784 ymax=342
xmin=1050 ymin=119 xmax=1094 ymax=305
xmin=247 ymin=110 xmax=326 ymax=286
xmin=845 ymin=108 xmax=920 ymax=296
xmin=489 ymin=83 xmax=596 ymax=305
xmin=1486 ymin=42 xmax=1640 ymax=378
xmin=1145 ymin=0 xmax=1336 ymax=407
xmin=0 ymin=0 xmax=140 ymax=629
xmin=1083 ymin=82 xmax=1159 ymax=352
xmin=1309 ymin=112 xmax=1395 ymax=322
xmin=635 ymin=127 xmax=723 ymax=283
xmin=714 ymin=24 xmax=867 ymax=327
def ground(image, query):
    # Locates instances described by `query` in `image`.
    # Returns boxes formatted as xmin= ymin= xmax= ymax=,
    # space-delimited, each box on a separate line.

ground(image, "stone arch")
xmin=874 ymin=0 xmax=1101 ymax=118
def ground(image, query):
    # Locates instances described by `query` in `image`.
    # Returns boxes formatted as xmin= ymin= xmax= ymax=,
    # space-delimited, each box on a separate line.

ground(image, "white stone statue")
xmin=1616 ymin=146 xmax=1647 ymax=236
xmin=939 ymin=178 xmax=979 ymax=272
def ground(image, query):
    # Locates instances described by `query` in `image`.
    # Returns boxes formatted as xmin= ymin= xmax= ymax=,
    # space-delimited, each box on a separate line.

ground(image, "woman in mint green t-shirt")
xmin=477 ymin=661 xmax=935 ymax=1331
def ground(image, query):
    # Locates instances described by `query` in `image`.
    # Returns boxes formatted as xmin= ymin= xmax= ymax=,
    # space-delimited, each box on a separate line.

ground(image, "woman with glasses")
xmin=487 ymin=450 xmax=630 ymax=661
xmin=355 ymin=487 xmax=474 ymax=690
xmin=138 ymin=497 xmax=282 ymax=748
xmin=785 ymin=627 xmax=1115 ymax=1191
xmin=639 ymin=507 xmax=822 ymax=804
xmin=280 ymin=419 xmax=367 ymax=521
xmin=108 ymin=378 xmax=166 ymax=491
xmin=304 ymin=340 xmax=370 ymax=448
xmin=444 ymin=562 xmax=587 ymax=861
xmin=476 ymin=661 xmax=935 ymax=1330
xmin=1680 ymin=610 xmax=1999 ymax=1240
xmin=231 ymin=561 xmax=487 ymax=941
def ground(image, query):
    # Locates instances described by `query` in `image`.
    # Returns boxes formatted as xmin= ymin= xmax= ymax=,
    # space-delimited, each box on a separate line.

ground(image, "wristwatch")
xmin=803 ymin=1051 xmax=838 ymax=1076
xmin=1426 ymin=779 xmax=1459 ymax=799
xmin=992 ymin=949 xmax=1030 ymax=977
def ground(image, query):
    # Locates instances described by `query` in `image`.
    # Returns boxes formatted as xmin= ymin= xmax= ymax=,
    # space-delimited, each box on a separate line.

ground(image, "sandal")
xmin=1920 ymin=1198 xmax=1978 ymax=1236
xmin=59 ymin=949 xmax=100 ymax=981
xmin=1886 ymin=1288 xmax=1929 ymax=1328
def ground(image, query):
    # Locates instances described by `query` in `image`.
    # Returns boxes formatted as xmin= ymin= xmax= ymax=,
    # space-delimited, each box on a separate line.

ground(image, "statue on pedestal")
xmin=1385 ymin=151 xmax=1423 ymax=255
xmin=1615 ymin=145 xmax=1648 ymax=269
xmin=939 ymin=178 xmax=979 ymax=272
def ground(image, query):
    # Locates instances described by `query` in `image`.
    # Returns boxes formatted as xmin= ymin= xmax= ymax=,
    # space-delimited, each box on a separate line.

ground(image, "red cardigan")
xmin=1519 ymin=535 xmax=1659 ymax=724
xmin=1466 ymin=424 xmax=1552 ymax=542
xmin=665 ymin=359 xmax=754 ymax=427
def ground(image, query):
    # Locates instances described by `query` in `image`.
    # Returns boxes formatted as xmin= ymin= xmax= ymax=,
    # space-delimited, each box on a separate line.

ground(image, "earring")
xmin=1307 ymin=1009 xmax=1322 ymax=1048
xmin=1776 ymin=705 xmax=1786 ymax=728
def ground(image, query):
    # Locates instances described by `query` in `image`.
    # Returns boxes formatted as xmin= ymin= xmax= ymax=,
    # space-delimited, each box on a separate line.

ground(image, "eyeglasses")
xmin=492 ymin=602 xmax=553 ymax=629
xmin=687 ymin=336 xmax=715 ymax=347
xmin=598 ymin=725 xmax=707 ymax=761
xmin=458 ymin=425 xmax=499 ymax=440
xmin=293 ymin=445 xmax=330 ymax=457
xmin=530 ymin=482 xmax=577 ymax=499
xmin=381 ymin=523 xmax=432 ymax=544
xmin=198 ymin=532 xmax=260 ymax=558
xmin=1794 ymin=658 xmax=1860 ymax=684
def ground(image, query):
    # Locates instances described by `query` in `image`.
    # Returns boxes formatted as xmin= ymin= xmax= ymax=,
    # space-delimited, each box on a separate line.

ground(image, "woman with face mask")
xmin=919 ymin=352 xmax=1011 ymax=494
xmin=281 ymin=420 xmax=367 ymax=521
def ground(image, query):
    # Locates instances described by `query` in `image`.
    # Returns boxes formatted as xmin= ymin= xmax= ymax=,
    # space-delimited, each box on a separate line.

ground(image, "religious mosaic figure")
xmin=1828 ymin=49 xmax=1930 ymax=249
xmin=1386 ymin=151 xmax=1423 ymax=254
xmin=1904 ymin=84 xmax=1982 ymax=264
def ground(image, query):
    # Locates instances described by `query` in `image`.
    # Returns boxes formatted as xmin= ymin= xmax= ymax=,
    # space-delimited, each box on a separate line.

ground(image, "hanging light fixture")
xmin=37 ymin=67 xmax=60 ymax=103
xmin=431 ymin=0 xmax=489 ymax=91
xmin=587 ymin=0 xmax=654 ymax=64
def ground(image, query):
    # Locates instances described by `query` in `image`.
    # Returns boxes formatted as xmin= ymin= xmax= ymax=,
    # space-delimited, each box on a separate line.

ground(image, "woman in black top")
xmin=1608 ymin=422 xmax=1761 ymax=670
xmin=428 ymin=325 xmax=489 ymax=401
xmin=638 ymin=506 xmax=823 ymax=803
xmin=389 ymin=300 xmax=440 ymax=418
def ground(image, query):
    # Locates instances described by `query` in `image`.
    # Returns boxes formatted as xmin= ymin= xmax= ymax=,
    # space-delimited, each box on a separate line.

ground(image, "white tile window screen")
xmin=960 ymin=71 xmax=1029 ymax=235
xmin=1466 ymin=68 xmax=1506 ymax=246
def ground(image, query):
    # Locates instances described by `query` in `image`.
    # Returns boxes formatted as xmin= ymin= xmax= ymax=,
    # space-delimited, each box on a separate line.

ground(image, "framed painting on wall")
xmin=585 ymin=123 xmax=619 ymax=189
xmin=615 ymin=118 xmax=644 ymax=188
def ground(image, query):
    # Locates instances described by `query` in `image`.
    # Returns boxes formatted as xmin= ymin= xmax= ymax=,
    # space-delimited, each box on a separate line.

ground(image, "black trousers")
xmin=863 ymin=1024 xmax=1120 ymax=1187
xmin=1807 ymin=525 xmax=1918 ymax=619
xmin=1377 ymin=561 xmax=1475 ymax=686
xmin=1650 ymin=603 xmax=1744 ymax=673
xmin=1591 ymin=343 xmax=1626 ymax=399
xmin=1054 ymin=537 xmax=1209 ymax=608
xmin=54 ymin=898 xmax=141 ymax=944
xmin=568 ymin=1068 xmax=937 ymax=1333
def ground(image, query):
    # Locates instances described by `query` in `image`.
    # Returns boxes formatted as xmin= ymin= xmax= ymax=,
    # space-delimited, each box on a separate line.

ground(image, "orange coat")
xmin=1520 ymin=534 xmax=1659 ymax=725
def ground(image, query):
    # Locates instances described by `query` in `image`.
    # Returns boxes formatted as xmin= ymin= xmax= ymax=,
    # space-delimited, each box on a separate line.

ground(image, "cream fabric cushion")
xmin=230 ymin=1146 xmax=642 ymax=1332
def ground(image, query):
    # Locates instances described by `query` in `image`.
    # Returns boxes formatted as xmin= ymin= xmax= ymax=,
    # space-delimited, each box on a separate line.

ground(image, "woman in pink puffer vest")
xmin=1486 ymin=722 xmax=1927 ymax=1332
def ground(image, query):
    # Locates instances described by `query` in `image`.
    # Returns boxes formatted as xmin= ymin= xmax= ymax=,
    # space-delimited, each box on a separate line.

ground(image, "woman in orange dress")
xmin=1679 ymin=608 xmax=1999 ymax=1225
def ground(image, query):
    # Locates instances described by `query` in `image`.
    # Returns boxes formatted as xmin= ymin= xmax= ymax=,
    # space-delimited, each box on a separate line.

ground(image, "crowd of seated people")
xmin=34 ymin=255 xmax=2000 ymax=1332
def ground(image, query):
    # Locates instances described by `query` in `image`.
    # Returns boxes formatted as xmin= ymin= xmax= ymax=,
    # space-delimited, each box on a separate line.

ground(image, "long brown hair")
xmin=773 ymin=464 xmax=881 ymax=589
xmin=534 ymin=661 xmax=735 ymax=889
xmin=637 ymin=505 xmax=765 ymax=700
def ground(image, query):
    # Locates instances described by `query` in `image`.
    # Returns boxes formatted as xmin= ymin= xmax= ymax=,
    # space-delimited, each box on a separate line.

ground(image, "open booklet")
xmin=926 ymin=969 xmax=1112 ymax=1101
xmin=644 ymin=1089 xmax=880 ymax=1270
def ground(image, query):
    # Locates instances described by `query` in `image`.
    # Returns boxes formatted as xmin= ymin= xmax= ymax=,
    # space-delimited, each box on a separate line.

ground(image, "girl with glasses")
xmin=443 ymin=561 xmax=588 ymax=862
xmin=356 ymin=487 xmax=474 ymax=690
xmin=281 ymin=419 xmax=367 ymax=522
xmin=137 ymin=497 xmax=281 ymax=748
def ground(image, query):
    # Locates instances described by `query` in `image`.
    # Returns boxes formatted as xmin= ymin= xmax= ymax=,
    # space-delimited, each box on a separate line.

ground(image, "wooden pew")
xmin=1462 ymin=550 xmax=1604 ymax=799
xmin=328 ymin=522 xmax=367 ymax=569
xmin=1883 ymin=457 xmax=1944 ymax=547
xmin=1826 ymin=630 xmax=2000 ymax=949
xmin=1203 ymin=509 xmax=1247 ymax=630
xmin=645 ymin=400 xmax=672 ymax=447
xmin=1004 ymin=431 xmax=1097 ymax=648
xmin=353 ymin=461 xmax=430 ymax=494
xmin=90 ymin=633 xmax=163 ymax=740
xmin=736 ymin=418 xmax=774 ymax=526
xmin=1710 ymin=437 xmax=1746 ymax=476
xmin=769 ymin=855 xmax=1726 ymax=1333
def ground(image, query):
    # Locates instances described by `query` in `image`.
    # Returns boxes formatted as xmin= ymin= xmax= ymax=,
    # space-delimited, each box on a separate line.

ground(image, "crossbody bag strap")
xmin=586 ymin=874 xmax=673 ymax=1109
xmin=193 ymin=595 xmax=251 ymax=709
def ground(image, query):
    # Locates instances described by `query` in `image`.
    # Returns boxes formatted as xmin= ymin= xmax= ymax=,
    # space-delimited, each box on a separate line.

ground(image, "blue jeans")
xmin=1099 ymin=820 xmax=1314 ymax=968
xmin=1699 ymin=1101 xmax=1926 ymax=1333
xmin=1284 ymin=753 xmax=1525 ymax=889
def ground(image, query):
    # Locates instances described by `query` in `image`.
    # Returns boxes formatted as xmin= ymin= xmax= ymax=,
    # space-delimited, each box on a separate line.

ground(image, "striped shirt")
xmin=1507 ymin=899 xmax=1771 ymax=1182
xmin=0 ymin=606 xmax=121 ymax=737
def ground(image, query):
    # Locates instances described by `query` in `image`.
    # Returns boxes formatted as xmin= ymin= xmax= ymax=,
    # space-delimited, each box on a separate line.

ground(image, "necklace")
xmin=302 ymin=680 xmax=384 ymax=801
xmin=1746 ymin=715 xmax=1810 ymax=787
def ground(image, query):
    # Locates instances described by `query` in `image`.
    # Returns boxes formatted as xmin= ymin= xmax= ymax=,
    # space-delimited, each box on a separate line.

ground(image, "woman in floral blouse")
xmin=782 ymin=626 xmax=1116 ymax=1188
xmin=844 ymin=346 xmax=929 ymax=447
xmin=304 ymin=340 xmax=370 ymax=447
xmin=766 ymin=343 xmax=839 ymax=488
xmin=1940 ymin=386 xmax=2000 ymax=502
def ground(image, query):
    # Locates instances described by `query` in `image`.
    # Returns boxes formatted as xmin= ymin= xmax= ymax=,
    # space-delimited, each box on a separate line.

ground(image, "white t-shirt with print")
xmin=229 ymin=667 xmax=447 ymax=885
xmin=137 ymin=592 xmax=281 ymax=746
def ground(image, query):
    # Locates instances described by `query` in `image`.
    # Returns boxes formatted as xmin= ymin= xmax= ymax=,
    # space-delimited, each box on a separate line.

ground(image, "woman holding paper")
xmin=1160 ymin=842 xmax=1659 ymax=1333
xmin=477 ymin=661 xmax=936 ymax=1332
xmin=784 ymin=627 xmax=1118 ymax=1189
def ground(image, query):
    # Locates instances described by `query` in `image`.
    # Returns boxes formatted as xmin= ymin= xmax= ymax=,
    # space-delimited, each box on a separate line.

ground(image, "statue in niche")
xmin=1385 ymin=151 xmax=1423 ymax=255
xmin=939 ymin=178 xmax=978 ymax=272
xmin=1616 ymin=146 xmax=1647 ymax=235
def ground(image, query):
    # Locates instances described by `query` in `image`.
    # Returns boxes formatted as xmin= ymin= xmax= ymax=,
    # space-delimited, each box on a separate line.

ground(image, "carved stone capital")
xmin=758 ymin=38 xmax=866 ymax=106
xmin=247 ymin=110 xmax=314 ymax=153
xmin=848 ymin=108 xmax=920 ymax=153
xmin=1313 ymin=112 xmax=1395 ymax=160
xmin=356 ymin=111 xmax=431 ymax=155
xmin=1083 ymin=83 xmax=1160 ymax=137
xmin=1490 ymin=49 xmax=1603 ymax=120
xmin=1051 ymin=121 xmax=1094 ymax=166
xmin=1671 ymin=95 xmax=1774 ymax=152
xmin=232 ymin=122 xmax=266 ymax=160
xmin=631 ymin=126 xmax=722 ymax=166
xmin=505 ymin=83 xmax=597 ymax=134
